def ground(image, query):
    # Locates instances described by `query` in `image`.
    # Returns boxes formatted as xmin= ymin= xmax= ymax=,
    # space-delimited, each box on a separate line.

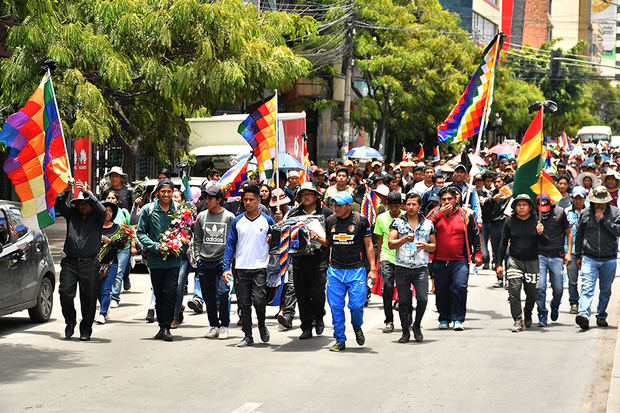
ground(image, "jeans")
xmin=490 ymin=221 xmax=505 ymax=269
xmin=380 ymin=261 xmax=396 ymax=324
xmin=578 ymin=256 xmax=617 ymax=320
xmin=566 ymin=260 xmax=579 ymax=306
xmin=197 ymin=259 xmax=230 ymax=328
xmin=111 ymin=248 xmax=131 ymax=302
xmin=326 ymin=267 xmax=367 ymax=342
xmin=506 ymin=257 xmax=538 ymax=321
xmin=150 ymin=267 xmax=180 ymax=329
xmin=59 ymin=258 xmax=100 ymax=336
xmin=293 ymin=263 xmax=326 ymax=332
xmin=537 ymin=255 xmax=564 ymax=319
xmin=432 ymin=260 xmax=469 ymax=323
xmin=394 ymin=265 xmax=428 ymax=329
xmin=174 ymin=258 xmax=191 ymax=318
xmin=236 ymin=269 xmax=267 ymax=338
xmin=98 ymin=263 xmax=118 ymax=316
xmin=480 ymin=222 xmax=491 ymax=265
xmin=193 ymin=273 xmax=204 ymax=305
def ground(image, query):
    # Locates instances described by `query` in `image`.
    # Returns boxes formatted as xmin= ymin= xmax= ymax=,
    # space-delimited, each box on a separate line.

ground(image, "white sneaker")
xmin=218 ymin=327 xmax=229 ymax=340
xmin=205 ymin=326 xmax=219 ymax=338
xmin=95 ymin=314 xmax=106 ymax=324
xmin=109 ymin=300 xmax=119 ymax=308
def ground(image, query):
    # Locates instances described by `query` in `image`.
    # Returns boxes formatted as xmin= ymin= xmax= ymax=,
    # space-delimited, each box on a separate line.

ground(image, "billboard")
xmin=592 ymin=0 xmax=617 ymax=62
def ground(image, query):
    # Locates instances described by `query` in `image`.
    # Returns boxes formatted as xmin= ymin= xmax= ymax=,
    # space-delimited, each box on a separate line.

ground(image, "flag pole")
xmin=538 ymin=107 xmax=545 ymax=223
xmin=47 ymin=68 xmax=73 ymax=179
xmin=274 ymin=89 xmax=280 ymax=213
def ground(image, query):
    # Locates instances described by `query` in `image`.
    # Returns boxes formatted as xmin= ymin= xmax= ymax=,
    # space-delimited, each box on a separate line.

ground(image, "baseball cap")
xmin=537 ymin=193 xmax=551 ymax=212
xmin=499 ymin=158 xmax=509 ymax=165
xmin=332 ymin=191 xmax=353 ymax=205
xmin=344 ymin=160 xmax=354 ymax=167
xmin=571 ymin=186 xmax=587 ymax=198
xmin=387 ymin=191 xmax=402 ymax=205
xmin=202 ymin=182 xmax=223 ymax=198
xmin=375 ymin=184 xmax=390 ymax=197
xmin=288 ymin=170 xmax=300 ymax=178
xmin=454 ymin=164 xmax=467 ymax=173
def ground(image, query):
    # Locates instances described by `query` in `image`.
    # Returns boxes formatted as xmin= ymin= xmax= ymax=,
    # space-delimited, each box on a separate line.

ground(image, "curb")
xmin=608 ymin=310 xmax=620 ymax=412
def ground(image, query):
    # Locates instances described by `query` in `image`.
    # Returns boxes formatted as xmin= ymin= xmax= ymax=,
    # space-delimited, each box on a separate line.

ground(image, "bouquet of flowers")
xmin=98 ymin=223 xmax=136 ymax=263
xmin=158 ymin=202 xmax=195 ymax=260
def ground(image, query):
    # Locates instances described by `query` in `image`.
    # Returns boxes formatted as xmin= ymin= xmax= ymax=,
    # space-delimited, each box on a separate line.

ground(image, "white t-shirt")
xmin=222 ymin=212 xmax=274 ymax=271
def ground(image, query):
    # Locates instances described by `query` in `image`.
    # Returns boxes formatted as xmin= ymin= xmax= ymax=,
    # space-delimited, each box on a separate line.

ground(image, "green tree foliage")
xmin=0 ymin=0 xmax=316 ymax=174
xmin=349 ymin=0 xmax=477 ymax=160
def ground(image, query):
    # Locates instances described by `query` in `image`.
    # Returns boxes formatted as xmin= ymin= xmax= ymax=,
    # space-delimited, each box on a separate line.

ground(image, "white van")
xmin=576 ymin=126 xmax=612 ymax=144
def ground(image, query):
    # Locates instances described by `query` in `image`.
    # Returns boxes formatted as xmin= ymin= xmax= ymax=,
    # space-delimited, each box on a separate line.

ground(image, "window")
xmin=0 ymin=211 xmax=10 ymax=246
xmin=472 ymin=12 xmax=498 ymax=44
xmin=8 ymin=208 xmax=28 ymax=238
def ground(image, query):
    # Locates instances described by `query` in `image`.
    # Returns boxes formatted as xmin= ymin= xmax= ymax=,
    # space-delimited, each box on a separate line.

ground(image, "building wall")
xmin=473 ymin=0 xmax=502 ymax=43
xmin=550 ymin=0 xmax=581 ymax=51
xmin=522 ymin=0 xmax=551 ymax=48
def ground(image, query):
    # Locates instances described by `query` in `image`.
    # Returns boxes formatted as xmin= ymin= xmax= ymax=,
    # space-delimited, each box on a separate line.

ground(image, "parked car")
xmin=0 ymin=201 xmax=56 ymax=322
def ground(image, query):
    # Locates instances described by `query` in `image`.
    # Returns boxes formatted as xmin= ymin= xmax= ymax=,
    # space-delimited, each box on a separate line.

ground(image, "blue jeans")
xmin=174 ymin=258 xmax=191 ymax=318
xmin=432 ymin=260 xmax=469 ymax=323
xmin=480 ymin=222 xmax=491 ymax=265
xmin=99 ymin=263 xmax=118 ymax=316
xmin=193 ymin=273 xmax=204 ymax=305
xmin=578 ymin=256 xmax=617 ymax=320
xmin=537 ymin=255 xmax=564 ymax=318
xmin=197 ymin=259 xmax=230 ymax=327
xmin=566 ymin=260 xmax=579 ymax=306
xmin=111 ymin=249 xmax=131 ymax=302
xmin=326 ymin=267 xmax=367 ymax=342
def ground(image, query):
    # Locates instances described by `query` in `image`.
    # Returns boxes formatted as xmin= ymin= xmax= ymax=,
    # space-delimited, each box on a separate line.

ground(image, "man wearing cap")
xmin=427 ymin=186 xmax=482 ymax=331
xmin=602 ymin=170 xmax=619 ymax=207
xmin=374 ymin=191 xmax=404 ymax=333
xmin=101 ymin=166 xmax=133 ymax=211
xmin=56 ymin=180 xmax=107 ymax=341
xmin=344 ymin=160 xmax=355 ymax=176
xmin=137 ymin=179 xmax=185 ymax=342
xmin=369 ymin=161 xmax=384 ymax=179
xmin=193 ymin=183 xmax=236 ymax=340
xmin=535 ymin=193 xmax=572 ymax=327
xmin=311 ymin=191 xmax=377 ymax=352
xmin=565 ymin=186 xmax=587 ymax=315
xmin=283 ymin=182 xmax=333 ymax=339
xmin=284 ymin=171 xmax=300 ymax=202
xmin=496 ymin=194 xmax=543 ymax=332
xmin=574 ymin=186 xmax=620 ymax=330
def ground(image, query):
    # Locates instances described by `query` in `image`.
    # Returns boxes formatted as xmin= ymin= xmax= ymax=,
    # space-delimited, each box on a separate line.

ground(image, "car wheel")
xmin=28 ymin=276 xmax=53 ymax=322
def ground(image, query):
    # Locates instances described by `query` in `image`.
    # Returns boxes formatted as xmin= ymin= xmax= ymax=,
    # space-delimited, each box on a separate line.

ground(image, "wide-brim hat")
xmin=105 ymin=166 xmax=128 ymax=178
xmin=295 ymin=182 xmax=321 ymax=201
xmin=101 ymin=201 xmax=119 ymax=221
xmin=589 ymin=185 xmax=613 ymax=203
xmin=602 ymin=170 xmax=620 ymax=187
xmin=576 ymin=172 xmax=598 ymax=188
xmin=270 ymin=188 xmax=290 ymax=207
xmin=69 ymin=191 xmax=98 ymax=209
xmin=511 ymin=194 xmax=534 ymax=209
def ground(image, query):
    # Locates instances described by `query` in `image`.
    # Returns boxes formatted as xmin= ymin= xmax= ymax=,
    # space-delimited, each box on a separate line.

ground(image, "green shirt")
xmin=113 ymin=208 xmax=131 ymax=250
xmin=374 ymin=211 xmax=399 ymax=264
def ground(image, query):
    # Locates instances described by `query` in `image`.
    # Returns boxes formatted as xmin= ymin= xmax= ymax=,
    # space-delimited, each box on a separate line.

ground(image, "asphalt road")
xmin=1 ymin=265 xmax=619 ymax=413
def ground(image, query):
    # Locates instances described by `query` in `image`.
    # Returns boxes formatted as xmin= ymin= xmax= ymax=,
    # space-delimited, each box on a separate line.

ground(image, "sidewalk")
xmin=608 ymin=294 xmax=620 ymax=411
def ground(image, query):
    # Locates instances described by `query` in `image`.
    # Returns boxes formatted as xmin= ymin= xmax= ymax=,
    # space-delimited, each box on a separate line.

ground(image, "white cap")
xmin=288 ymin=170 xmax=300 ymax=178
xmin=375 ymin=184 xmax=390 ymax=197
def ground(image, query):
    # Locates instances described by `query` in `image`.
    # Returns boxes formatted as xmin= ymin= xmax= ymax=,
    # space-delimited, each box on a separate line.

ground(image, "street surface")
xmin=1 ymin=252 xmax=619 ymax=412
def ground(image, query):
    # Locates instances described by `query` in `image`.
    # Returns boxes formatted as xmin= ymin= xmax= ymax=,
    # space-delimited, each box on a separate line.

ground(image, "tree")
xmin=350 ymin=0 xmax=478 ymax=160
xmin=0 ymin=0 xmax=316 ymax=176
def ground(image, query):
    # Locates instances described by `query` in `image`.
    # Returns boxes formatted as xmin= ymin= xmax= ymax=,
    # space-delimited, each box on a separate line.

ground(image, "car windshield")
xmin=577 ymin=133 xmax=609 ymax=142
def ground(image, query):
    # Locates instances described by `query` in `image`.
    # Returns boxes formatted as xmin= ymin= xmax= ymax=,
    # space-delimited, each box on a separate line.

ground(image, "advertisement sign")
xmin=73 ymin=136 xmax=90 ymax=197
xmin=277 ymin=113 xmax=307 ymax=166
xmin=592 ymin=0 xmax=617 ymax=61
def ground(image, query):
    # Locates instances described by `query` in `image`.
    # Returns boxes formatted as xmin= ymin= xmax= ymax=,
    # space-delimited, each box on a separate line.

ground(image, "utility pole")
xmin=550 ymin=50 xmax=562 ymax=79
xmin=341 ymin=2 xmax=354 ymax=157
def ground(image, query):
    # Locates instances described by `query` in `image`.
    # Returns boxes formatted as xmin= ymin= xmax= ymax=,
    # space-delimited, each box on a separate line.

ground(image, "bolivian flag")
xmin=513 ymin=109 xmax=562 ymax=203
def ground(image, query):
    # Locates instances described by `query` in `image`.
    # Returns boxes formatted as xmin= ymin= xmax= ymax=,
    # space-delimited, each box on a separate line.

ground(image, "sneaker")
xmin=511 ymin=320 xmax=524 ymax=332
xmin=236 ymin=336 xmax=254 ymax=347
xmin=570 ymin=304 xmax=578 ymax=314
xmin=259 ymin=326 xmax=270 ymax=343
xmin=218 ymin=327 xmax=229 ymax=339
xmin=330 ymin=341 xmax=346 ymax=352
xmin=354 ymin=329 xmax=365 ymax=346
xmin=576 ymin=315 xmax=589 ymax=330
xmin=550 ymin=307 xmax=559 ymax=322
xmin=438 ymin=320 xmax=450 ymax=329
xmin=204 ymin=327 xmax=219 ymax=339
xmin=187 ymin=299 xmax=204 ymax=314
xmin=596 ymin=318 xmax=608 ymax=327
xmin=146 ymin=309 xmax=155 ymax=323
xmin=412 ymin=324 xmax=424 ymax=342
xmin=277 ymin=314 xmax=293 ymax=329
xmin=493 ymin=280 xmax=503 ymax=288
xmin=382 ymin=322 xmax=394 ymax=333
xmin=538 ymin=315 xmax=548 ymax=328
xmin=95 ymin=314 xmax=106 ymax=325
xmin=398 ymin=333 xmax=410 ymax=343
xmin=453 ymin=321 xmax=464 ymax=331
xmin=110 ymin=300 xmax=119 ymax=308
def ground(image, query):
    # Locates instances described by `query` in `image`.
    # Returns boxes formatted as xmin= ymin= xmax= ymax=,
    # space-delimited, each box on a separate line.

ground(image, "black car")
xmin=0 ymin=201 xmax=56 ymax=322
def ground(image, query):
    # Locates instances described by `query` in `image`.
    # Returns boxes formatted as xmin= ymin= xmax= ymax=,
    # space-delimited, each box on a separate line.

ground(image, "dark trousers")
xmin=480 ymin=222 xmax=491 ymax=264
xmin=432 ymin=260 xmax=469 ymax=323
xmin=282 ymin=265 xmax=297 ymax=318
xmin=293 ymin=264 xmax=326 ymax=332
xmin=197 ymin=259 xmax=230 ymax=327
xmin=150 ymin=267 xmax=180 ymax=329
xmin=490 ymin=221 xmax=505 ymax=270
xmin=236 ymin=269 xmax=267 ymax=338
xmin=59 ymin=258 xmax=100 ymax=336
xmin=394 ymin=265 xmax=429 ymax=329
xmin=507 ymin=257 xmax=539 ymax=321
xmin=380 ymin=261 xmax=396 ymax=323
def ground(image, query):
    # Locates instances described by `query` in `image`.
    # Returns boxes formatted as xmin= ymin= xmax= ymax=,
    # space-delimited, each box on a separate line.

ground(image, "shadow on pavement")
xmin=0 ymin=317 xmax=61 ymax=337
xmin=0 ymin=343 xmax=88 ymax=384
xmin=272 ymin=335 xmax=332 ymax=352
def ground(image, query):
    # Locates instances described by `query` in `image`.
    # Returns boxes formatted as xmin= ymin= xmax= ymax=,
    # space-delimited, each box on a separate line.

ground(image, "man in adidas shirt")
xmin=312 ymin=191 xmax=377 ymax=352
xmin=222 ymin=183 xmax=275 ymax=348
xmin=194 ymin=183 xmax=235 ymax=340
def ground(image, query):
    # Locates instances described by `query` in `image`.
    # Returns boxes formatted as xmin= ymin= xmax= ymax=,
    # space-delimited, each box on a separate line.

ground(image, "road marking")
xmin=230 ymin=402 xmax=262 ymax=413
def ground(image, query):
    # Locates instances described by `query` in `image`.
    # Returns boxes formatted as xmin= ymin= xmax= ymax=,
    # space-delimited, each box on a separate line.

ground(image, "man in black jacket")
xmin=56 ymin=180 xmax=106 ymax=341
xmin=284 ymin=182 xmax=333 ymax=339
xmin=574 ymin=186 xmax=620 ymax=330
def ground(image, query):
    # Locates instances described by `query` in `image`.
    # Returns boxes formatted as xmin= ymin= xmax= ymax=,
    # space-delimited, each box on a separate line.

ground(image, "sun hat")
xmin=589 ymin=186 xmax=613 ymax=203
xmin=269 ymin=188 xmax=290 ymax=207
xmin=105 ymin=166 xmax=128 ymax=178
xmin=511 ymin=193 xmax=534 ymax=209
xmin=295 ymin=182 xmax=321 ymax=201
xmin=101 ymin=201 xmax=119 ymax=221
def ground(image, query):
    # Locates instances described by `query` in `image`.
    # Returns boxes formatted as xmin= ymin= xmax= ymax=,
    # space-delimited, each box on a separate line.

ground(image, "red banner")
xmin=280 ymin=117 xmax=306 ymax=165
xmin=73 ymin=136 xmax=90 ymax=197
